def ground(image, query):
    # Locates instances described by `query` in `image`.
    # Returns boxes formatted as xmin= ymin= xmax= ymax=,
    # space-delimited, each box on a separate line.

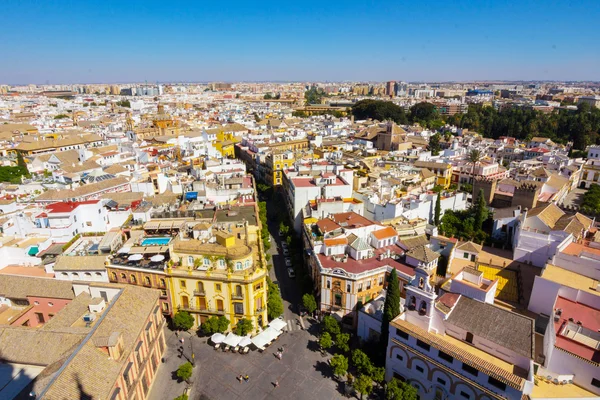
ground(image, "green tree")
xmin=235 ymin=318 xmax=253 ymax=336
xmin=385 ymin=378 xmax=418 ymax=400
xmin=305 ymin=87 xmax=327 ymax=104
xmin=330 ymin=354 xmax=348 ymax=377
xmin=319 ymin=332 xmax=333 ymax=350
xmin=351 ymin=349 xmax=373 ymax=376
xmin=335 ymin=332 xmax=350 ymax=353
xmin=267 ymin=277 xmax=283 ymax=320
xmin=279 ymin=221 xmax=289 ymax=236
xmin=53 ymin=114 xmax=69 ymax=119
xmin=428 ymin=133 xmax=441 ymax=156
xmin=409 ymin=102 xmax=438 ymax=124
xmin=354 ymin=374 xmax=374 ymax=400
xmin=172 ymin=311 xmax=194 ymax=331
xmin=351 ymin=100 xmax=408 ymax=124
xmin=264 ymin=92 xmax=273 ymax=100
xmin=380 ymin=269 xmax=401 ymax=356
xmin=16 ymin=152 xmax=27 ymax=169
xmin=322 ymin=315 xmax=341 ymax=336
xmin=473 ymin=189 xmax=488 ymax=231
xmin=581 ymin=184 xmax=600 ymax=213
xmin=467 ymin=149 xmax=484 ymax=196
xmin=434 ymin=193 xmax=441 ymax=226
xmin=302 ymin=293 xmax=317 ymax=314
xmin=371 ymin=366 xmax=386 ymax=386
xmin=176 ymin=362 xmax=193 ymax=382
xmin=201 ymin=316 xmax=230 ymax=335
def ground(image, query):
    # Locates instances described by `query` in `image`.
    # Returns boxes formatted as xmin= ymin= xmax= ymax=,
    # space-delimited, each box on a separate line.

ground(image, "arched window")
xmin=219 ymin=259 xmax=226 ymax=268
xmin=197 ymin=282 xmax=204 ymax=293
xmin=160 ymin=279 xmax=166 ymax=287
xmin=95 ymin=272 xmax=102 ymax=278
xmin=244 ymin=260 xmax=251 ymax=269
xmin=188 ymin=256 xmax=194 ymax=266
xmin=236 ymin=285 xmax=242 ymax=296
xmin=120 ymin=273 xmax=126 ymax=280
xmin=84 ymin=272 xmax=92 ymax=279
xmin=419 ymin=277 xmax=424 ymax=289
xmin=61 ymin=272 xmax=69 ymax=277
xmin=204 ymin=258 xmax=210 ymax=266
xmin=130 ymin=275 xmax=137 ymax=284
xmin=145 ymin=276 xmax=151 ymax=286
xmin=72 ymin=272 xmax=79 ymax=279
xmin=235 ymin=262 xmax=243 ymax=270
xmin=419 ymin=301 xmax=427 ymax=316
xmin=111 ymin=272 xmax=117 ymax=281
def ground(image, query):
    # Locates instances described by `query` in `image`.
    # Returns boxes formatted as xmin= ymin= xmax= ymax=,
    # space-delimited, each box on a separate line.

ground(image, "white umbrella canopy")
xmin=238 ymin=336 xmax=252 ymax=347
xmin=118 ymin=246 xmax=131 ymax=254
xmin=150 ymin=254 xmax=165 ymax=262
xmin=210 ymin=333 xmax=226 ymax=344
xmin=268 ymin=317 xmax=287 ymax=331
xmin=128 ymin=254 xmax=143 ymax=261
xmin=223 ymin=332 xmax=242 ymax=347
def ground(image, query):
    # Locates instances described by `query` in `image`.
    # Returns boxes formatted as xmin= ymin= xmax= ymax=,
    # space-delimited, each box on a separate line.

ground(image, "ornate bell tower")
xmin=405 ymin=264 xmax=437 ymax=332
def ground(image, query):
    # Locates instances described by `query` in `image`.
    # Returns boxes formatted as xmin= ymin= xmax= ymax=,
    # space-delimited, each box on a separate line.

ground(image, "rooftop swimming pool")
xmin=141 ymin=237 xmax=171 ymax=246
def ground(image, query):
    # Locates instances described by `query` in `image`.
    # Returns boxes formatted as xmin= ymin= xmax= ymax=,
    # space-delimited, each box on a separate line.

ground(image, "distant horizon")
xmin=1 ymin=1 xmax=599 ymax=84
xmin=4 ymin=79 xmax=600 ymax=87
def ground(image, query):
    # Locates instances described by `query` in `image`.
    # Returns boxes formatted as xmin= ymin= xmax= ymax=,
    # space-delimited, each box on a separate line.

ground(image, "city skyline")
xmin=1 ymin=0 xmax=599 ymax=84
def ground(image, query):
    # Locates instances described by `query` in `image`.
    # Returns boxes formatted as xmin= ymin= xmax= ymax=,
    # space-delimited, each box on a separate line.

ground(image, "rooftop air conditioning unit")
xmin=83 ymin=313 xmax=96 ymax=323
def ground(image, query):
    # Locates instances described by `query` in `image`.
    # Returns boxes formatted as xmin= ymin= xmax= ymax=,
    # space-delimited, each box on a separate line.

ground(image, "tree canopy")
xmin=410 ymin=102 xmax=439 ymax=125
xmin=446 ymin=103 xmax=600 ymax=150
xmin=335 ymin=332 xmax=350 ymax=353
xmin=581 ymin=184 xmax=600 ymax=214
xmin=302 ymin=293 xmax=317 ymax=314
xmin=385 ymin=378 xmax=418 ymax=400
xmin=354 ymin=374 xmax=374 ymax=400
xmin=319 ymin=332 xmax=333 ymax=350
xmin=428 ymin=133 xmax=441 ymax=156
xmin=305 ymin=87 xmax=327 ymax=104
xmin=201 ymin=316 xmax=230 ymax=335
xmin=351 ymin=100 xmax=408 ymax=124
xmin=0 ymin=165 xmax=29 ymax=184
xmin=321 ymin=315 xmax=341 ymax=336
xmin=330 ymin=354 xmax=348 ymax=377
xmin=434 ymin=193 xmax=442 ymax=226
xmin=176 ymin=362 xmax=193 ymax=382
xmin=380 ymin=269 xmax=401 ymax=357
xmin=235 ymin=318 xmax=253 ymax=336
xmin=172 ymin=311 xmax=195 ymax=331
xmin=266 ymin=277 xmax=283 ymax=320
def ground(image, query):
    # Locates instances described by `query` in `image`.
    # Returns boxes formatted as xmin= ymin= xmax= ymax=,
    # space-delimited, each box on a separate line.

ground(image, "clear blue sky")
xmin=1 ymin=0 xmax=599 ymax=84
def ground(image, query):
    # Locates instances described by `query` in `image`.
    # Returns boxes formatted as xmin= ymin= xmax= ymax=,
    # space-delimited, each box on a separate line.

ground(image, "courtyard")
xmin=149 ymin=322 xmax=347 ymax=400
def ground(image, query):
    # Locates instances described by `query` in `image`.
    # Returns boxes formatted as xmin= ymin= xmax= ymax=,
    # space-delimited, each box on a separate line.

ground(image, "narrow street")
xmin=264 ymin=194 xmax=304 ymax=330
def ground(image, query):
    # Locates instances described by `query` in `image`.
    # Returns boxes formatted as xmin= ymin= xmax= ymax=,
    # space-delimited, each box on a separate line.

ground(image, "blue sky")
xmin=1 ymin=0 xmax=599 ymax=84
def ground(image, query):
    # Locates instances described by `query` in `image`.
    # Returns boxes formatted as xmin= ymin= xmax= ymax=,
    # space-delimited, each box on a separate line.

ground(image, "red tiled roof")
xmin=372 ymin=226 xmax=398 ymax=240
xmin=330 ymin=212 xmax=375 ymax=229
xmin=318 ymin=244 xmax=414 ymax=278
xmin=554 ymin=296 xmax=600 ymax=363
xmin=46 ymin=200 xmax=100 ymax=213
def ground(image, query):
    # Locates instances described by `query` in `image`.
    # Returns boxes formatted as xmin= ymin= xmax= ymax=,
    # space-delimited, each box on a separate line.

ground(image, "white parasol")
xmin=150 ymin=254 xmax=165 ymax=262
xmin=128 ymin=254 xmax=143 ymax=261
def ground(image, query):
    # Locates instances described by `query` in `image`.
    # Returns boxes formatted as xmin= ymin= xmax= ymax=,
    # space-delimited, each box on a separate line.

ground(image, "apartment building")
xmin=413 ymin=161 xmax=452 ymax=188
xmin=303 ymin=212 xmax=417 ymax=324
xmin=0 ymin=279 xmax=166 ymax=400
xmin=34 ymin=200 xmax=110 ymax=241
xmin=283 ymin=167 xmax=354 ymax=233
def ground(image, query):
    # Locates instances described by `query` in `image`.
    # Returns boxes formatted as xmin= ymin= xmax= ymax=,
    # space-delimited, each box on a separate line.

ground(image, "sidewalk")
xmin=148 ymin=328 xmax=193 ymax=400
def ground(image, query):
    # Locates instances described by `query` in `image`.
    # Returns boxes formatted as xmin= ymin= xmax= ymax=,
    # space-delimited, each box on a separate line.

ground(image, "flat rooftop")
xmin=542 ymin=264 xmax=599 ymax=295
xmin=531 ymin=378 xmax=598 ymax=399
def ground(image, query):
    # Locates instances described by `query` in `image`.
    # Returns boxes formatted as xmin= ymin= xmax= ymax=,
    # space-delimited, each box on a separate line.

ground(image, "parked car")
xmin=287 ymin=268 xmax=296 ymax=278
xmin=285 ymin=258 xmax=292 ymax=267
xmin=283 ymin=249 xmax=289 ymax=256
xmin=279 ymin=230 xmax=284 ymax=237
xmin=281 ymin=242 xmax=288 ymax=249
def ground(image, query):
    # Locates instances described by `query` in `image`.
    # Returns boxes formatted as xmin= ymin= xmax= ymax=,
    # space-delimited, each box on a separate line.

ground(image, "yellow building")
xmin=414 ymin=160 xmax=452 ymax=188
xmin=266 ymin=151 xmax=295 ymax=186
xmin=168 ymin=226 xmax=268 ymax=331
xmin=214 ymin=131 xmax=239 ymax=158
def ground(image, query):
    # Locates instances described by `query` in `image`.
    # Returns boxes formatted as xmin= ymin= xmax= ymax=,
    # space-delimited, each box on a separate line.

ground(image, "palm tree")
xmin=467 ymin=149 xmax=484 ymax=196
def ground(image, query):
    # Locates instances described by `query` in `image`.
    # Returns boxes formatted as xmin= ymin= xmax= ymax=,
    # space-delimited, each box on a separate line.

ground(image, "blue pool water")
xmin=141 ymin=237 xmax=171 ymax=246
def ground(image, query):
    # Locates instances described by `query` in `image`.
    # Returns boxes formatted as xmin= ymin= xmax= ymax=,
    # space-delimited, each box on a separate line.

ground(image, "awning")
xmin=223 ymin=332 xmax=242 ymax=347
xmin=268 ymin=317 xmax=287 ymax=332
xmin=210 ymin=333 xmax=226 ymax=344
xmin=185 ymin=192 xmax=198 ymax=201
xmin=238 ymin=336 xmax=252 ymax=347
xmin=251 ymin=327 xmax=281 ymax=349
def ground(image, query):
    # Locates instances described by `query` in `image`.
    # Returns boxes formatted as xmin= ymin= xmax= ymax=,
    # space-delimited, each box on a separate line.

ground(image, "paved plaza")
xmin=149 ymin=323 xmax=347 ymax=400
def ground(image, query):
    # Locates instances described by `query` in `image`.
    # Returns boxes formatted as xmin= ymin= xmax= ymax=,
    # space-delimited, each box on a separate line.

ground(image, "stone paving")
xmin=149 ymin=324 xmax=348 ymax=400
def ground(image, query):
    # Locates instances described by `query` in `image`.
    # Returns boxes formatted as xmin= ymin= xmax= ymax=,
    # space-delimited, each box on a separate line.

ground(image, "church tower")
xmin=405 ymin=262 xmax=437 ymax=332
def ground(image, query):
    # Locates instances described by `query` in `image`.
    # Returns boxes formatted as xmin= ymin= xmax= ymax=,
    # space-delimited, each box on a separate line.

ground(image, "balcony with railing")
xmin=231 ymin=293 xmax=244 ymax=300
xmin=177 ymin=305 xmax=225 ymax=315
xmin=193 ymin=289 xmax=205 ymax=296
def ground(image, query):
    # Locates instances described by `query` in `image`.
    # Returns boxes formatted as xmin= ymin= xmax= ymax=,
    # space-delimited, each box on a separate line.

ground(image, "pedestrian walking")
xmin=180 ymin=337 xmax=185 ymax=345
xmin=238 ymin=375 xmax=243 ymax=384
xmin=244 ymin=374 xmax=249 ymax=383
xmin=274 ymin=380 xmax=279 ymax=388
